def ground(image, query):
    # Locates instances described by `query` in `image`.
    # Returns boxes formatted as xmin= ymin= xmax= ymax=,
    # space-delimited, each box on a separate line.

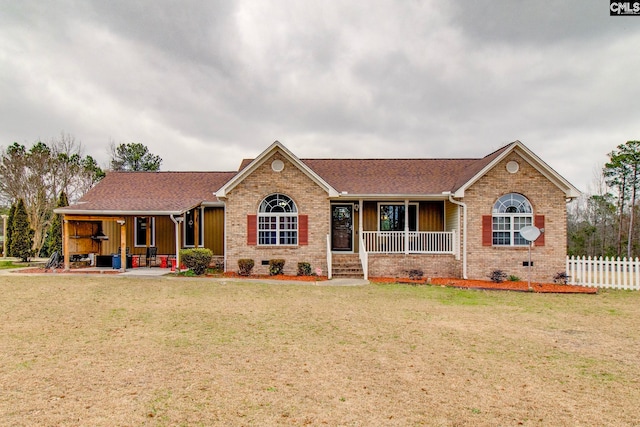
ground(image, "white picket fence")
xmin=566 ymin=256 xmax=640 ymax=290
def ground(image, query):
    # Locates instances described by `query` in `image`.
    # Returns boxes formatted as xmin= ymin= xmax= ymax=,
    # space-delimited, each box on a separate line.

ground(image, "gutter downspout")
xmin=170 ymin=214 xmax=184 ymax=271
xmin=447 ymin=193 xmax=468 ymax=279
xmin=222 ymin=202 xmax=227 ymax=273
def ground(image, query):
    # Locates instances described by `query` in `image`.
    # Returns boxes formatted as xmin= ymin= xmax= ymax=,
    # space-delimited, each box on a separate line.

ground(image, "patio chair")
xmin=146 ymin=247 xmax=157 ymax=267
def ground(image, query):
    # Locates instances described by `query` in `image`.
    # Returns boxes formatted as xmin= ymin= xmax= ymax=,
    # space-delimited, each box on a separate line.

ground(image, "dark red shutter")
xmin=247 ymin=215 xmax=257 ymax=245
xmin=534 ymin=215 xmax=545 ymax=246
xmin=299 ymin=215 xmax=308 ymax=245
xmin=482 ymin=215 xmax=493 ymax=246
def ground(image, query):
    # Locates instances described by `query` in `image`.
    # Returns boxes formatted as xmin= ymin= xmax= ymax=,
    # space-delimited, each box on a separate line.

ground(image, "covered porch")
xmin=60 ymin=213 xmax=188 ymax=272
xmin=330 ymin=199 xmax=460 ymax=255
xmin=328 ymin=198 xmax=461 ymax=280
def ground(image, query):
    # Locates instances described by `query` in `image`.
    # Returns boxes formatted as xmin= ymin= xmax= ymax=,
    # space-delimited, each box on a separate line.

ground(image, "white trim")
xmin=330 ymin=203 xmax=356 ymax=252
xmin=377 ymin=202 xmax=419 ymax=232
xmin=133 ymin=217 xmax=156 ymax=248
xmin=216 ymin=141 xmax=339 ymax=198
xmin=447 ymin=194 xmax=467 ymax=278
xmin=182 ymin=207 xmax=205 ymax=248
xmin=257 ymin=193 xmax=299 ymax=246
xmin=55 ymin=209 xmax=187 ymax=216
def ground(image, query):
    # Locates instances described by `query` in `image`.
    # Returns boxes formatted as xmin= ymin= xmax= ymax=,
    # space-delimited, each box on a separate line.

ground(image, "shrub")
xmin=238 ymin=259 xmax=254 ymax=276
xmin=10 ymin=199 xmax=34 ymax=262
xmin=507 ymin=275 xmax=521 ymax=282
xmin=179 ymin=248 xmax=213 ymax=275
xmin=489 ymin=269 xmax=507 ymax=283
xmin=408 ymin=269 xmax=424 ymax=280
xmin=553 ymin=271 xmax=569 ymax=284
xmin=297 ymin=262 xmax=312 ymax=276
xmin=269 ymin=259 xmax=285 ymax=276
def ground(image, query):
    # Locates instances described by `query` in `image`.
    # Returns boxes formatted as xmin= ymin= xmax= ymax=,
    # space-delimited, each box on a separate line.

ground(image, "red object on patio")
xmin=159 ymin=255 xmax=168 ymax=268
xmin=171 ymin=258 xmax=176 ymax=272
xmin=131 ymin=255 xmax=139 ymax=268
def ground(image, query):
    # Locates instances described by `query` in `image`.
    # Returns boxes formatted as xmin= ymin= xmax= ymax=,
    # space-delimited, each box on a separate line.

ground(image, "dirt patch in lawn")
xmin=1 ymin=275 xmax=638 ymax=426
xmin=220 ymin=271 xmax=329 ymax=282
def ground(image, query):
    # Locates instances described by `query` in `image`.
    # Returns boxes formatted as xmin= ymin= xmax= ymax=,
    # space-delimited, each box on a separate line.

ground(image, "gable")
xmin=453 ymin=141 xmax=580 ymax=199
xmin=216 ymin=141 xmax=338 ymax=198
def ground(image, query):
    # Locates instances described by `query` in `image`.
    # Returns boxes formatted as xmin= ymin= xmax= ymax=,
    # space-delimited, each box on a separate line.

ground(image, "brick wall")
xmin=368 ymin=254 xmax=461 ymax=279
xmin=223 ymin=151 xmax=330 ymax=276
xmin=464 ymin=152 xmax=568 ymax=282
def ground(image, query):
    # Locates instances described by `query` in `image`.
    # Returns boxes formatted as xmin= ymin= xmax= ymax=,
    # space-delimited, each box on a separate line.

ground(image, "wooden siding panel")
xmin=418 ymin=201 xmax=444 ymax=231
xmin=362 ymin=201 xmax=377 ymax=231
xmin=99 ymin=220 xmax=120 ymax=255
xmin=203 ymin=207 xmax=225 ymax=255
xmin=154 ymin=216 xmax=175 ymax=254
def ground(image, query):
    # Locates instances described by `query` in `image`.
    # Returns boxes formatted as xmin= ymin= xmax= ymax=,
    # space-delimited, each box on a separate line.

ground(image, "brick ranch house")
xmin=56 ymin=140 xmax=580 ymax=282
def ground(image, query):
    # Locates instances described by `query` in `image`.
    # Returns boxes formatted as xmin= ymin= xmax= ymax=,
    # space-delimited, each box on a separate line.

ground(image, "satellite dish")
xmin=519 ymin=226 xmax=541 ymax=242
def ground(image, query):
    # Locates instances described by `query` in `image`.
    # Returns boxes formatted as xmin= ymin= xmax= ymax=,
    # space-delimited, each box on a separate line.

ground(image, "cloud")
xmin=0 ymin=0 xmax=638 ymax=193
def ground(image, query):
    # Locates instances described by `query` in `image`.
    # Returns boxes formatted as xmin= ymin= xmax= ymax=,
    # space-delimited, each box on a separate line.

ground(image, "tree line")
xmin=1 ymin=134 xmax=162 ymax=261
xmin=568 ymin=140 xmax=640 ymax=259
xmin=2 ymin=134 xmax=636 ymax=261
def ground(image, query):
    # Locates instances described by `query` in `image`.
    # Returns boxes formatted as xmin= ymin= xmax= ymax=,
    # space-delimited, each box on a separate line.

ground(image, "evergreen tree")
xmin=109 ymin=142 xmax=162 ymax=171
xmin=10 ymin=199 xmax=34 ymax=262
xmin=41 ymin=191 xmax=68 ymax=257
xmin=5 ymin=202 xmax=16 ymax=257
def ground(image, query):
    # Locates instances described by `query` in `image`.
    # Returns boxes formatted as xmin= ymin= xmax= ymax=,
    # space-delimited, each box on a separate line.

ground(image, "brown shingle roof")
xmin=58 ymin=143 xmax=517 ymax=214
xmin=237 ymin=144 xmax=512 ymax=195
xmin=58 ymin=171 xmax=237 ymax=214
xmin=300 ymin=158 xmax=480 ymax=195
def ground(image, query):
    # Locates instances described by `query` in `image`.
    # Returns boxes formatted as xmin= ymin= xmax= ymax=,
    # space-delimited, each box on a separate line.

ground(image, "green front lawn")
xmin=0 ymin=260 xmax=20 ymax=270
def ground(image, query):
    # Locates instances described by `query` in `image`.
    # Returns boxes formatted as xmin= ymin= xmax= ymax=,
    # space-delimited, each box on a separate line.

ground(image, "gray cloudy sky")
xmin=1 ymin=0 xmax=639 ymax=193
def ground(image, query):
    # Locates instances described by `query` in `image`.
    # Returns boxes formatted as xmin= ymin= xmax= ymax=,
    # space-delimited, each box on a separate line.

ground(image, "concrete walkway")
xmin=0 ymin=262 xmax=369 ymax=285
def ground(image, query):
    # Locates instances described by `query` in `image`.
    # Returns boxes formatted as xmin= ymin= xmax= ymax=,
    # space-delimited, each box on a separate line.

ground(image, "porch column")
xmin=358 ymin=200 xmax=363 ymax=250
xmin=404 ymin=199 xmax=409 ymax=255
xmin=146 ymin=216 xmax=151 ymax=248
xmin=1 ymin=214 xmax=7 ymax=257
xmin=63 ymin=219 xmax=70 ymax=270
xmin=119 ymin=220 xmax=127 ymax=272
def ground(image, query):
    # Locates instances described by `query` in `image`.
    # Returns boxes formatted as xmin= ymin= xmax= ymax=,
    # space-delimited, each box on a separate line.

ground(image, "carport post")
xmin=63 ymin=219 xmax=70 ymax=270
xmin=118 ymin=219 xmax=126 ymax=272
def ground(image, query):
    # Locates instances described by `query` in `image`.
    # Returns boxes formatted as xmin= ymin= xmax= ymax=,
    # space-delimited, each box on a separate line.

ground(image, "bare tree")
xmin=0 ymin=133 xmax=104 ymax=254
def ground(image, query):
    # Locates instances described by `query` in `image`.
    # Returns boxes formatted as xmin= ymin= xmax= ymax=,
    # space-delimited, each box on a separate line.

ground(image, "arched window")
xmin=258 ymin=194 xmax=298 ymax=245
xmin=492 ymin=193 xmax=533 ymax=246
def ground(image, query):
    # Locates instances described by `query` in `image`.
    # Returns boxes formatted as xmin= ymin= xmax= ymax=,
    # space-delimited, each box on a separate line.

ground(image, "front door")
xmin=331 ymin=205 xmax=353 ymax=251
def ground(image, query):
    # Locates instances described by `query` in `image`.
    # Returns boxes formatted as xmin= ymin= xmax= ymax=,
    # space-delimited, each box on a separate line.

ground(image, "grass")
xmin=1 ymin=275 xmax=640 ymax=426
xmin=0 ymin=260 xmax=21 ymax=270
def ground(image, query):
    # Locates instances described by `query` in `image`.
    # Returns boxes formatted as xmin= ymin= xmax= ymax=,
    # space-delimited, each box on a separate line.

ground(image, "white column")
xmin=404 ymin=199 xmax=409 ymax=254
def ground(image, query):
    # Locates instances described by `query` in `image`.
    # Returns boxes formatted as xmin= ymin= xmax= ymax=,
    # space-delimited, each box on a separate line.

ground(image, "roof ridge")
xmin=301 ymin=157 xmax=482 ymax=161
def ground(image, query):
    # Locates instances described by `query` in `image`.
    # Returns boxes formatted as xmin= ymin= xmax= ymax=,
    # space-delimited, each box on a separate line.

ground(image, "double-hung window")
xmin=492 ymin=193 xmax=532 ymax=246
xmin=258 ymin=194 xmax=298 ymax=245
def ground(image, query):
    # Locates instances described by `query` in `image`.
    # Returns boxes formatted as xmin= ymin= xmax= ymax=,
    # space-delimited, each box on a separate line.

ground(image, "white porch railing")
xmin=566 ymin=255 xmax=640 ymax=291
xmin=362 ymin=231 xmax=455 ymax=254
